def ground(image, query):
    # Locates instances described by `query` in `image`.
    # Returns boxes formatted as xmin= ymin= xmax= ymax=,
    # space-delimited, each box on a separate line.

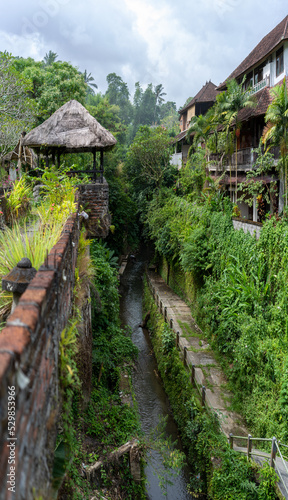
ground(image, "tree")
xmin=86 ymin=94 xmax=126 ymax=142
xmin=214 ymin=78 xmax=255 ymax=201
xmin=13 ymin=57 xmax=86 ymax=122
xmin=0 ymin=52 xmax=35 ymax=158
xmin=43 ymin=50 xmax=58 ymax=66
xmin=125 ymin=125 xmax=175 ymax=194
xmin=263 ymin=77 xmax=288 ymax=207
xmin=186 ymin=113 xmax=212 ymax=151
xmin=238 ymin=144 xmax=278 ymax=217
xmin=159 ymin=101 xmax=179 ymax=136
xmin=140 ymin=84 xmax=156 ymax=125
xmin=154 ymin=84 xmax=167 ymax=122
xmin=105 ymin=73 xmax=133 ymax=125
xmin=82 ymin=69 xmax=98 ymax=94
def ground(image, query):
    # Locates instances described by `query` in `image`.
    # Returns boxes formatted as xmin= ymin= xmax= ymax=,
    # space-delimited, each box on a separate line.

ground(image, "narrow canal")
xmin=119 ymin=250 xmax=196 ymax=499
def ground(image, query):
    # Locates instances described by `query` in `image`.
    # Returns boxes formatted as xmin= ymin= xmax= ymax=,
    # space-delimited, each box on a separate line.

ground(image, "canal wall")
xmin=0 ymin=183 xmax=110 ymax=500
xmin=0 ymin=214 xmax=80 ymax=500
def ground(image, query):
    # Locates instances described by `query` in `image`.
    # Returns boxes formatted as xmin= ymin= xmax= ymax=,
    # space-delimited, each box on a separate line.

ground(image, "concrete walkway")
xmin=147 ymin=269 xmax=248 ymax=438
xmin=146 ymin=269 xmax=288 ymax=499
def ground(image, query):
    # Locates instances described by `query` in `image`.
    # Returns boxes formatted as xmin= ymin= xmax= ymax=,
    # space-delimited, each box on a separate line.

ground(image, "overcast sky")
xmin=0 ymin=0 xmax=287 ymax=109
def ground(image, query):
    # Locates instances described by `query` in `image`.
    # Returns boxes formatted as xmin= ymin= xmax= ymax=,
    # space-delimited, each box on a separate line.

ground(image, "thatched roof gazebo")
xmin=22 ymin=100 xmax=117 ymax=182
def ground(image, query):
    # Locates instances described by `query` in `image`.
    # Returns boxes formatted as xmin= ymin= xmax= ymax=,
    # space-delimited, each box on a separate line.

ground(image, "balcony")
xmin=247 ymin=76 xmax=269 ymax=96
xmin=209 ymin=146 xmax=280 ymax=172
xmin=231 ymin=148 xmax=257 ymax=168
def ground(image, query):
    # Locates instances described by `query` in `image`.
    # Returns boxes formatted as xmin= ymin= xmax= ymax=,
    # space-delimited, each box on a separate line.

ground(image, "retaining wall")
xmin=232 ymin=217 xmax=263 ymax=239
xmin=0 ymin=213 xmax=80 ymax=500
xmin=0 ymin=180 xmax=110 ymax=499
xmin=78 ymin=180 xmax=111 ymax=239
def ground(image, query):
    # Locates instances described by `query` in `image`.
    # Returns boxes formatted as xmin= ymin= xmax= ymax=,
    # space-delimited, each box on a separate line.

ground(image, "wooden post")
xmin=57 ymin=151 xmax=61 ymax=168
xmin=164 ymin=306 xmax=167 ymax=321
xmin=45 ymin=152 xmax=49 ymax=169
xmin=160 ymin=301 xmax=163 ymax=314
xmin=176 ymin=331 xmax=180 ymax=349
xmin=229 ymin=433 xmax=234 ymax=450
xmin=156 ymin=294 xmax=159 ymax=306
xmin=201 ymin=386 xmax=206 ymax=407
xmin=184 ymin=346 xmax=187 ymax=367
xmin=170 ymin=318 xmax=173 ymax=330
xmin=191 ymin=364 xmax=195 ymax=385
xmin=270 ymin=437 xmax=277 ymax=469
xmin=247 ymin=434 xmax=252 ymax=459
xmin=93 ymin=149 xmax=96 ymax=182
xmin=100 ymin=150 xmax=104 ymax=183
xmin=129 ymin=442 xmax=141 ymax=483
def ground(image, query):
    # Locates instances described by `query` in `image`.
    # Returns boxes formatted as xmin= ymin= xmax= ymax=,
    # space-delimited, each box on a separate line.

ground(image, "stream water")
xmin=119 ymin=250 xmax=196 ymax=499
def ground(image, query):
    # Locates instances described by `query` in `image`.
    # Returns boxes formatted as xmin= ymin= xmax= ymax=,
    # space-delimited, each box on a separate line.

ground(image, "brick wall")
xmin=78 ymin=180 xmax=111 ymax=239
xmin=0 ymin=180 xmax=110 ymax=499
xmin=0 ymin=213 xmax=80 ymax=500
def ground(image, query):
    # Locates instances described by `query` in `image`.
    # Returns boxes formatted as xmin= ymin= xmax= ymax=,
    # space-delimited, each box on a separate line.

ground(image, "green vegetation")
xmin=56 ymin=239 xmax=145 ymax=500
xmin=2 ymin=47 xmax=288 ymax=498
xmin=0 ymin=52 xmax=35 ymax=158
xmin=144 ymin=186 xmax=288 ymax=443
xmin=143 ymin=281 xmax=279 ymax=499
xmin=263 ymin=77 xmax=288 ymax=206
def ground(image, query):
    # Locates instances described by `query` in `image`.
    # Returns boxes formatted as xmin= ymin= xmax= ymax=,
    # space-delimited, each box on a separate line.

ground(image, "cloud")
xmin=0 ymin=0 xmax=287 ymax=108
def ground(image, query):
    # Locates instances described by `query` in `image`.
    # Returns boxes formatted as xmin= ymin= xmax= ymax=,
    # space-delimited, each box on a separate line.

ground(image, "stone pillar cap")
xmin=2 ymin=258 xmax=37 ymax=294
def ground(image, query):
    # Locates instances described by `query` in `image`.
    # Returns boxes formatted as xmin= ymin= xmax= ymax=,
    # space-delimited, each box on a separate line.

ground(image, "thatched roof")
xmin=2 ymin=134 xmax=37 ymax=169
xmin=23 ymin=100 xmax=117 ymax=153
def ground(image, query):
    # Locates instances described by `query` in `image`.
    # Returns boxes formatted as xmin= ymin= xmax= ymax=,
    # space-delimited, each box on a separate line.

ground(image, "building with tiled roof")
xmin=218 ymin=16 xmax=288 ymax=91
xmin=209 ymin=17 xmax=288 ymax=220
xmin=171 ymin=81 xmax=219 ymax=168
xmin=179 ymin=81 xmax=219 ymax=132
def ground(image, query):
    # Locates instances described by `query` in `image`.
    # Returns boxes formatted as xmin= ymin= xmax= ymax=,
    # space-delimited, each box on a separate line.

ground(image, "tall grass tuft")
xmin=0 ymin=221 xmax=64 ymax=318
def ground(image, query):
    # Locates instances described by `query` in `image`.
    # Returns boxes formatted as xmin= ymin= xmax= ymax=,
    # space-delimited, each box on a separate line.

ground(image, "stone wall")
xmin=0 ymin=180 xmax=110 ymax=499
xmin=232 ymin=217 xmax=263 ymax=240
xmin=78 ymin=180 xmax=111 ymax=239
xmin=0 ymin=213 xmax=80 ymax=500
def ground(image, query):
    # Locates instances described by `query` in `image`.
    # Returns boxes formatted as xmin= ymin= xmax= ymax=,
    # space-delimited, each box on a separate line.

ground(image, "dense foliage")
xmin=144 ymin=181 xmax=288 ymax=443
xmin=57 ymin=240 xmax=144 ymax=500
xmin=143 ymin=283 xmax=278 ymax=499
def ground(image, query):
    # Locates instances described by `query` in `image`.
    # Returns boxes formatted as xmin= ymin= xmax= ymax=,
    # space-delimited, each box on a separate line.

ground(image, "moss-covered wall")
xmin=157 ymin=256 xmax=196 ymax=305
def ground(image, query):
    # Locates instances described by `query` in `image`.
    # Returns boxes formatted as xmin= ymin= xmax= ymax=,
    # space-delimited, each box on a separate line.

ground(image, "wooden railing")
xmin=229 ymin=434 xmax=288 ymax=497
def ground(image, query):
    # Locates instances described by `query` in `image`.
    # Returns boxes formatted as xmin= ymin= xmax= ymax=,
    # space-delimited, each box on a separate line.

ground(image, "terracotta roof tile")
xmin=237 ymin=77 xmax=288 ymax=122
xmin=180 ymin=81 xmax=219 ymax=113
xmin=172 ymin=130 xmax=188 ymax=144
xmin=218 ymin=16 xmax=288 ymax=90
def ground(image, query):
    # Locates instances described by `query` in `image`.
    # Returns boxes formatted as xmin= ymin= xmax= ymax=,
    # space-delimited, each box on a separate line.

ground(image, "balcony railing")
xmin=209 ymin=146 xmax=280 ymax=170
xmin=231 ymin=148 xmax=257 ymax=167
xmin=247 ymin=76 xmax=270 ymax=96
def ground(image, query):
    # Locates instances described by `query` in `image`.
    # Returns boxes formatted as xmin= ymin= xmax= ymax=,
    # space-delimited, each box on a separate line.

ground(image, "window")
xmin=243 ymin=71 xmax=253 ymax=90
xmin=276 ymin=46 xmax=284 ymax=77
xmin=254 ymin=63 xmax=264 ymax=84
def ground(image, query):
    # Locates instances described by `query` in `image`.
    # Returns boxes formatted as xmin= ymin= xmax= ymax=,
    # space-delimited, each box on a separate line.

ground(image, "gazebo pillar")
xmin=100 ymin=150 xmax=104 ymax=184
xmin=45 ymin=151 xmax=49 ymax=169
xmin=92 ymin=149 xmax=97 ymax=182
xmin=57 ymin=152 xmax=61 ymax=168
